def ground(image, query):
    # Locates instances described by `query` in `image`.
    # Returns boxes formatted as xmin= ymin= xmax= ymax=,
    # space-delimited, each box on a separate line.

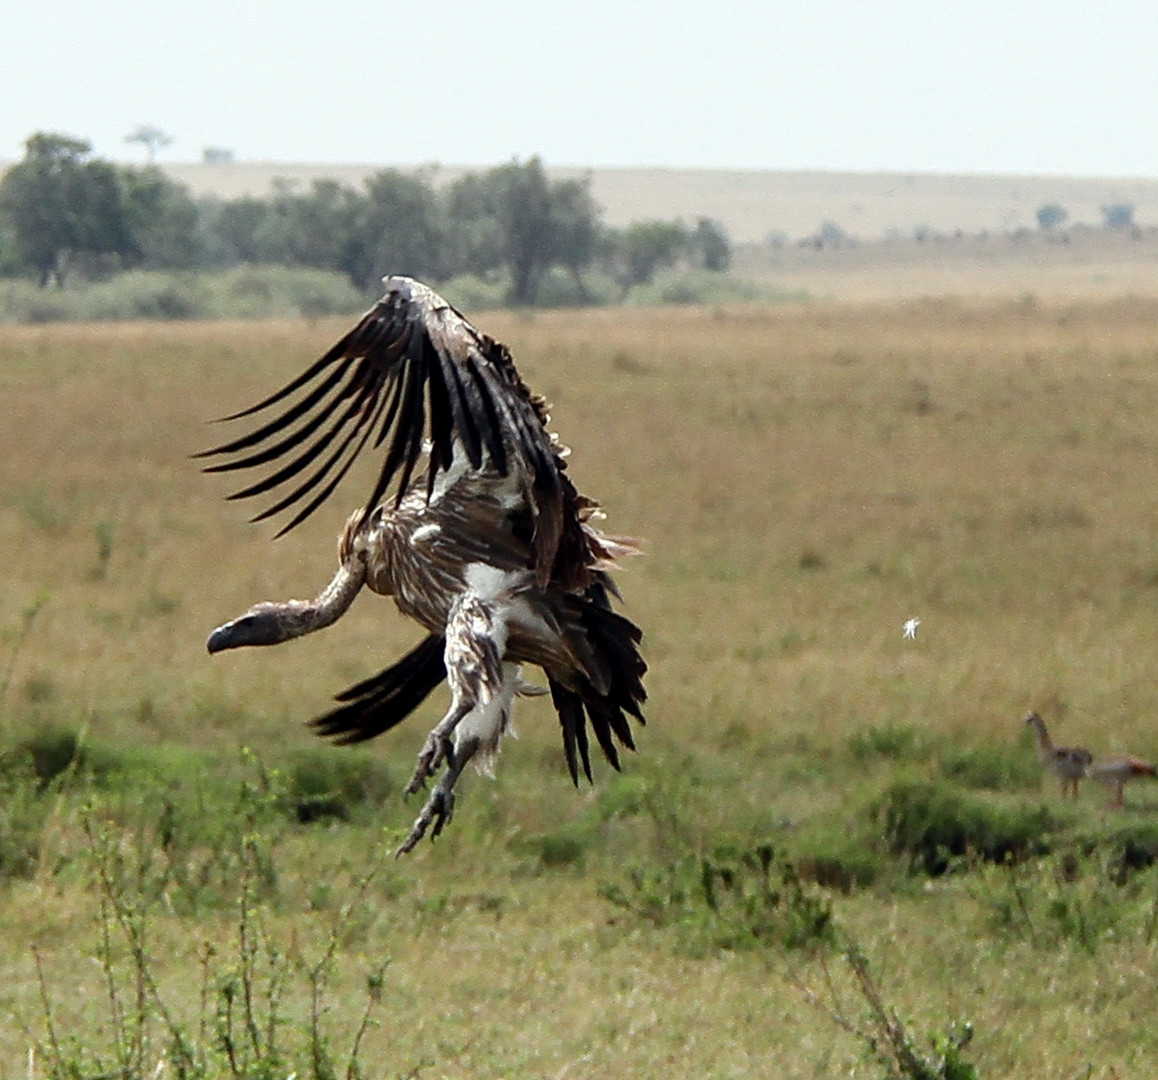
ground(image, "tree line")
xmin=0 ymin=133 xmax=730 ymax=304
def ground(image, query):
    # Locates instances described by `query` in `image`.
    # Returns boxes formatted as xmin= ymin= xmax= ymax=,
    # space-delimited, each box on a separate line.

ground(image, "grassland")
xmin=4 ymin=296 xmax=1158 ymax=1077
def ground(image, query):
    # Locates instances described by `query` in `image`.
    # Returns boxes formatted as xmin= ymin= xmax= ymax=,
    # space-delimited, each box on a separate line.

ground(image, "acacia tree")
xmin=1035 ymin=203 xmax=1067 ymax=230
xmin=240 ymin=178 xmax=365 ymax=275
xmin=692 ymin=216 xmax=731 ymax=271
xmin=443 ymin=171 xmax=504 ymax=279
xmin=0 ymin=132 xmax=134 ymax=285
xmin=602 ymin=219 xmax=689 ymax=297
xmin=120 ymin=166 xmax=202 ymax=269
xmin=350 ymin=169 xmax=444 ymax=289
xmin=1102 ymin=203 xmax=1135 ymax=230
xmin=200 ymin=195 xmax=276 ymax=265
xmin=489 ymin=157 xmax=557 ymax=304
xmin=445 ymin=158 xmax=600 ymax=304
xmin=549 ymin=177 xmax=600 ymax=299
xmin=124 ymin=125 xmax=173 ymax=163
xmin=192 ymin=173 xmax=437 ymax=286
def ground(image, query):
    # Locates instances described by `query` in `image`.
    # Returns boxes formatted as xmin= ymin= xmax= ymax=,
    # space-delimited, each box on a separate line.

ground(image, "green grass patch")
xmin=600 ymin=838 xmax=836 ymax=954
xmin=0 ymin=266 xmax=366 ymax=322
xmin=971 ymin=851 xmax=1158 ymax=952
xmin=787 ymin=821 xmax=885 ymax=892
xmin=875 ymin=780 xmax=1058 ymax=876
xmin=847 ymin=723 xmax=933 ymax=763
xmin=279 ymin=746 xmax=394 ymax=824
xmin=938 ymin=742 xmax=1042 ymax=792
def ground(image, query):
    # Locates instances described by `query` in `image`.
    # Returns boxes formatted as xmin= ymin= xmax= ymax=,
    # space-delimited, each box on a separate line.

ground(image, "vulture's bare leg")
xmin=396 ymin=733 xmax=483 ymax=855
xmin=401 ymin=666 xmax=540 ymax=789
xmin=396 ymin=664 xmax=537 ymax=854
xmin=396 ymin=588 xmax=510 ymax=853
xmin=404 ymin=589 xmax=509 ymax=795
xmin=404 ymin=700 xmax=472 ymax=796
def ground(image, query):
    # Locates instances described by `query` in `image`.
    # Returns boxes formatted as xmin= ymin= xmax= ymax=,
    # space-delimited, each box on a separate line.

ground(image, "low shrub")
xmin=0 ymin=281 xmax=71 ymax=322
xmin=1079 ymin=820 xmax=1158 ymax=884
xmin=847 ymin=723 xmax=931 ymax=763
xmin=594 ymin=770 xmax=653 ymax=821
xmin=11 ymin=725 xmax=85 ymax=788
xmin=34 ymin=807 xmax=391 ymax=1078
xmin=939 ymin=742 xmax=1042 ymax=792
xmin=974 ymin=850 xmax=1158 ymax=952
xmin=214 ymin=264 xmax=366 ymax=318
xmin=513 ymin=819 xmax=595 ymax=870
xmin=78 ymin=271 xmax=210 ymax=319
xmin=532 ymin=267 xmax=620 ymax=308
xmin=280 ymin=748 xmax=394 ymax=824
xmin=625 ymin=271 xmax=805 ymax=306
xmin=0 ymin=266 xmax=366 ymax=323
xmin=875 ymin=780 xmax=1056 ymax=875
xmin=790 ymin=827 xmax=885 ymax=892
xmin=0 ymin=753 xmax=50 ymax=880
xmin=437 ymin=274 xmax=509 ymax=311
xmin=600 ymin=838 xmax=835 ymax=953
xmin=800 ymin=946 xmax=979 ymax=1080
xmin=84 ymin=758 xmax=287 ymax=913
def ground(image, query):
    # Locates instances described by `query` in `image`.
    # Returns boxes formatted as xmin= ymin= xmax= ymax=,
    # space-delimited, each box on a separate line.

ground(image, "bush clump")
xmin=0 ymin=267 xmax=366 ymax=323
xmin=847 ymin=723 xmax=931 ymax=763
xmin=975 ymin=850 xmax=1158 ymax=952
xmin=1077 ymin=820 xmax=1158 ymax=884
xmin=601 ymin=839 xmax=835 ymax=952
xmin=513 ymin=820 xmax=596 ymax=870
xmin=280 ymin=748 xmax=393 ymax=824
xmin=0 ymin=754 xmax=51 ymax=880
xmin=625 ymin=270 xmax=782 ymax=306
xmin=790 ymin=828 xmax=884 ymax=892
xmin=875 ymin=780 xmax=1056 ymax=876
xmin=79 ymin=271 xmax=210 ymax=319
xmin=939 ymin=742 xmax=1042 ymax=792
xmin=10 ymin=725 xmax=85 ymax=788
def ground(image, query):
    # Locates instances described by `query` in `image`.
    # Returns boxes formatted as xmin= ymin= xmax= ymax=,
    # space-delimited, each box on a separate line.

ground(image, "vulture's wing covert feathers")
xmin=197 ymin=276 xmax=567 ymax=562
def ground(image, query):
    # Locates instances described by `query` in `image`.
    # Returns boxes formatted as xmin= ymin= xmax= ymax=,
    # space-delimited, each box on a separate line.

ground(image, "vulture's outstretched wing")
xmin=197 ymin=276 xmax=570 ymax=579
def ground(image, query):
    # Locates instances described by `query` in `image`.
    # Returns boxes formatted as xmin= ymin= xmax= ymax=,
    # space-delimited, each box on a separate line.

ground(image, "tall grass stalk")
xmin=795 ymin=946 xmax=977 ymax=1080
xmin=0 ymin=592 xmax=48 ymax=723
xmin=32 ymin=784 xmax=394 ymax=1079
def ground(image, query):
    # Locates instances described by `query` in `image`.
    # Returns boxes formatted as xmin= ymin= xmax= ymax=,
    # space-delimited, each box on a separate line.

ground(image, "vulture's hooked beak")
xmin=206 ymin=609 xmax=281 ymax=653
xmin=206 ymin=617 xmax=250 ymax=653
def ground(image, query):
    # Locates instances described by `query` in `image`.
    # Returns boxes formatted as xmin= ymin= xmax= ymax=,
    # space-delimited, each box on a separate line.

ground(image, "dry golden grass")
xmin=741 ymin=228 xmax=1158 ymax=302
xmin=5 ymin=296 xmax=1158 ymax=1077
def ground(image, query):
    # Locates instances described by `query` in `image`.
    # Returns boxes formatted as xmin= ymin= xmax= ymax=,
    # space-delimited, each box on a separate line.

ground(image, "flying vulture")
xmin=200 ymin=277 xmax=647 ymax=853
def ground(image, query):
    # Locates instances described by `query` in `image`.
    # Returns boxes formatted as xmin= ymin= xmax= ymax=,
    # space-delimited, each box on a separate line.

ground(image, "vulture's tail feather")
xmin=549 ymin=592 xmax=647 ymax=784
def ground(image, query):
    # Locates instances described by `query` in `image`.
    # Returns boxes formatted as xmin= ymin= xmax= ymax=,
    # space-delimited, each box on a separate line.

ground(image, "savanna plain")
xmin=4 ymin=293 xmax=1158 ymax=1078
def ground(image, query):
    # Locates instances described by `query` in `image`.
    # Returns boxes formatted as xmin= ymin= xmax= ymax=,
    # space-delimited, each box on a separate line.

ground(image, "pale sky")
xmin=6 ymin=0 xmax=1157 ymax=176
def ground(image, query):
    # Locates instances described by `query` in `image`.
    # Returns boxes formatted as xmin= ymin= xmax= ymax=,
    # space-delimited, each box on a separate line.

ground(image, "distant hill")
xmin=149 ymin=162 xmax=1158 ymax=245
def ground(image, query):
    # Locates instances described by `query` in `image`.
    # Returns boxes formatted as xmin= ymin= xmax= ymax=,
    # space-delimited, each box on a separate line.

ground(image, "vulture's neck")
xmin=207 ymin=558 xmax=365 ymax=652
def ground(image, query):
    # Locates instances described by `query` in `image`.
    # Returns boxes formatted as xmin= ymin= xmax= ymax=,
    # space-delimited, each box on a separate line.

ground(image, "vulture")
xmin=200 ymin=276 xmax=646 ymax=853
